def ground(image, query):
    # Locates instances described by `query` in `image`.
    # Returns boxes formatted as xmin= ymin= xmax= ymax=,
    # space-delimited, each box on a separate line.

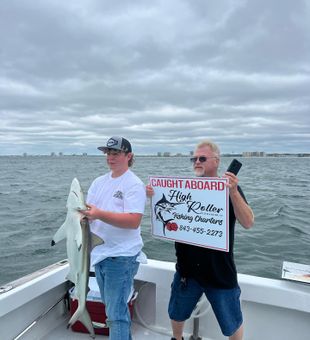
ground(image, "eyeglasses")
xmin=190 ymin=156 xmax=217 ymax=163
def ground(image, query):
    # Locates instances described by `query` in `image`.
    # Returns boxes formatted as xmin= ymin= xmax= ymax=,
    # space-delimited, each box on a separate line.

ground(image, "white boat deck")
xmin=45 ymin=316 xmax=171 ymax=340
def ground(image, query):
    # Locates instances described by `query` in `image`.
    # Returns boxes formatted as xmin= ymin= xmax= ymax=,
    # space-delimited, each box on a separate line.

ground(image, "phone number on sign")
xmin=179 ymin=225 xmax=223 ymax=237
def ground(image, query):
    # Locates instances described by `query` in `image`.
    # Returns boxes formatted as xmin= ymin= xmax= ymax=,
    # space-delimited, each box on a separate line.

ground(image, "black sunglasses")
xmin=190 ymin=156 xmax=217 ymax=163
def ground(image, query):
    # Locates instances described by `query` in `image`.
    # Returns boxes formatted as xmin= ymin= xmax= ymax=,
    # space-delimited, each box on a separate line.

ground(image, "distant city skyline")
xmin=16 ymin=151 xmax=310 ymax=157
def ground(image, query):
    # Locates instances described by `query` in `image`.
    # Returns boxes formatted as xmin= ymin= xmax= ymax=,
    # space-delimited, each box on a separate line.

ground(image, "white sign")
xmin=150 ymin=176 xmax=229 ymax=252
xmin=282 ymin=261 xmax=310 ymax=284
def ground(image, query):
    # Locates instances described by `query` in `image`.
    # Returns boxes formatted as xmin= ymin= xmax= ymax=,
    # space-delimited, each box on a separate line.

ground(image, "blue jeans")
xmin=94 ymin=255 xmax=139 ymax=340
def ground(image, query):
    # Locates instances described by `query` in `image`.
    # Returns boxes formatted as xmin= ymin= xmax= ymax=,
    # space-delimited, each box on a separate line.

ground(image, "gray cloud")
xmin=1 ymin=0 xmax=309 ymax=155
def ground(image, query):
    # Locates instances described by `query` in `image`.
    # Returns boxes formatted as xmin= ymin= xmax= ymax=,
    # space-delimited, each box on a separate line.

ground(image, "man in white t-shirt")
xmin=81 ymin=136 xmax=146 ymax=340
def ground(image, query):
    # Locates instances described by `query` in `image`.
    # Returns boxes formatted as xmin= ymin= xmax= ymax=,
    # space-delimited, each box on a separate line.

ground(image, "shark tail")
xmin=68 ymin=303 xmax=95 ymax=339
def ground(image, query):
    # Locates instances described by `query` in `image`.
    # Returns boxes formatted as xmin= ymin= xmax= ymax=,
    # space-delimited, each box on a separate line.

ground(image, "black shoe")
xmin=171 ymin=338 xmax=184 ymax=340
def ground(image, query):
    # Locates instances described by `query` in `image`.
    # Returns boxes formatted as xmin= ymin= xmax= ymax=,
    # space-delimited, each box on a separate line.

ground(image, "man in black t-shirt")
xmin=147 ymin=140 xmax=254 ymax=340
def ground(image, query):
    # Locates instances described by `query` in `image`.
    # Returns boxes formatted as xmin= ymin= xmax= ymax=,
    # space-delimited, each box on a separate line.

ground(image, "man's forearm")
xmin=230 ymin=191 xmax=254 ymax=229
xmin=95 ymin=210 xmax=143 ymax=229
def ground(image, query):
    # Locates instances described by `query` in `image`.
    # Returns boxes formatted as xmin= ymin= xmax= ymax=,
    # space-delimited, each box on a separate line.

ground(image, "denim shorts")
xmin=168 ymin=272 xmax=243 ymax=337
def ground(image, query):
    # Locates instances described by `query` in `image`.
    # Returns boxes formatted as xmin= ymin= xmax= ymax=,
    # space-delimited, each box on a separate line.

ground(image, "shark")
xmin=51 ymin=178 xmax=104 ymax=338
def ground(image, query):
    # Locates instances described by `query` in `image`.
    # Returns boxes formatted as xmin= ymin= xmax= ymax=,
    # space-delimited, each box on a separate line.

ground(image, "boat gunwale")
xmin=1 ymin=258 xmax=310 ymax=319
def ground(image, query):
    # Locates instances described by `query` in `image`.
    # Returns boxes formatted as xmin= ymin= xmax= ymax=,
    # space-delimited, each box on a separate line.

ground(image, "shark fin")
xmin=90 ymin=232 xmax=104 ymax=251
xmin=51 ymin=222 xmax=67 ymax=245
xmin=74 ymin=220 xmax=83 ymax=250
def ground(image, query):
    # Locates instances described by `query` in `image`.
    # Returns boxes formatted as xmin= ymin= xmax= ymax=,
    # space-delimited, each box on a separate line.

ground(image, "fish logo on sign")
xmin=154 ymin=194 xmax=183 ymax=236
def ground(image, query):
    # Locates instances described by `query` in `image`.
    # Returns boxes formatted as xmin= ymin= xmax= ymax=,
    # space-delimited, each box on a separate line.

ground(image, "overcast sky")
xmin=1 ymin=0 xmax=309 ymax=155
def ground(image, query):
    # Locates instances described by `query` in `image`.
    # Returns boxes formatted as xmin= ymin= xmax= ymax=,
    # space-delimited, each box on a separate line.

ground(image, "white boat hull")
xmin=0 ymin=259 xmax=310 ymax=340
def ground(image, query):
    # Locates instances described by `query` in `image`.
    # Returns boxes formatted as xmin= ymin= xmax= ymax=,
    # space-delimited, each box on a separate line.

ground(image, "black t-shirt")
xmin=175 ymin=186 xmax=247 ymax=289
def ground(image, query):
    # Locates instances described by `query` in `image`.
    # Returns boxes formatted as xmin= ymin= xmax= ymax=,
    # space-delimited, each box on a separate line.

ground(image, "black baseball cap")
xmin=98 ymin=136 xmax=132 ymax=153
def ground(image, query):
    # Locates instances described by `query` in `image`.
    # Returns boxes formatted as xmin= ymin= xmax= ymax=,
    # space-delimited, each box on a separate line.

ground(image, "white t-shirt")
xmin=87 ymin=169 xmax=146 ymax=266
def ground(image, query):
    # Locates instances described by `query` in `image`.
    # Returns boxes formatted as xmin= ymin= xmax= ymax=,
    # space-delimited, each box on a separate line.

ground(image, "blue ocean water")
xmin=0 ymin=155 xmax=309 ymax=286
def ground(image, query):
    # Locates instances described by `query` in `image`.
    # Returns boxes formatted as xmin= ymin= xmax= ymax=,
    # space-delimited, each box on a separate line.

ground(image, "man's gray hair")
xmin=196 ymin=140 xmax=220 ymax=157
